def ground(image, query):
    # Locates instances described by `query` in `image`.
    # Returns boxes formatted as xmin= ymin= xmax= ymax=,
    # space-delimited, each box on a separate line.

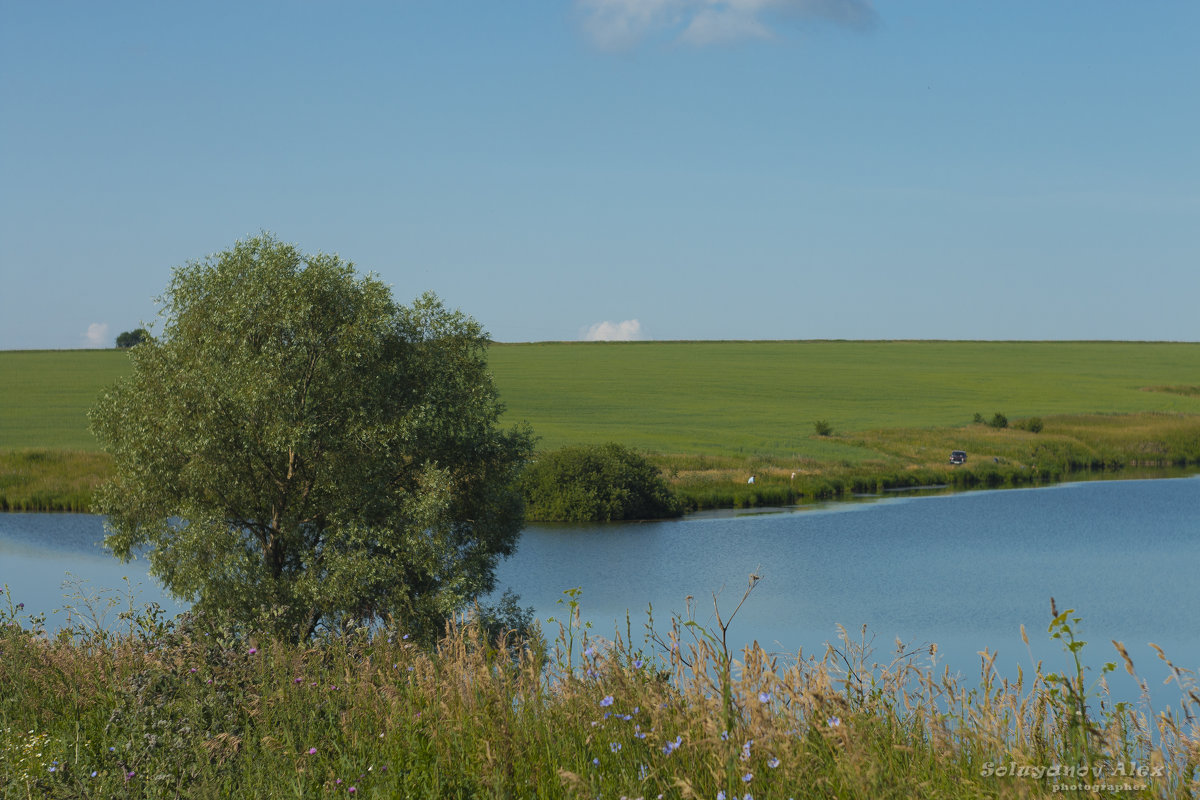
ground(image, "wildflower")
xmin=348 ymin=788 xmax=356 ymax=794
xmin=633 ymin=658 xmax=644 ymax=668
xmin=91 ymin=771 xmax=98 ymax=778
xmin=610 ymin=742 xmax=622 ymax=753
xmin=600 ymin=695 xmax=614 ymax=707
xmin=592 ymin=757 xmax=600 ymax=766
xmin=758 ymin=691 xmax=770 ymax=703
xmin=662 ymin=735 xmax=683 ymax=755
xmin=308 ymin=747 xmax=318 ymax=755
xmin=721 ymin=730 xmax=730 ymax=741
xmin=189 ymin=667 xmax=197 ymax=673
xmin=718 ymin=793 xmax=727 ymax=800
xmin=295 ymin=677 xmax=303 ymax=684
xmin=827 ymin=716 xmax=841 ymax=727
xmin=741 ymin=741 xmax=752 ymax=760
xmin=402 ymin=633 xmax=410 ymax=640
xmin=767 ymin=757 xmax=780 ymax=769
xmin=584 ymin=646 xmax=596 ymax=657
xmin=634 ymin=725 xmax=646 ymax=739
xmin=742 ymin=772 xmax=753 ymax=783
xmin=248 ymin=647 xmax=258 ymax=655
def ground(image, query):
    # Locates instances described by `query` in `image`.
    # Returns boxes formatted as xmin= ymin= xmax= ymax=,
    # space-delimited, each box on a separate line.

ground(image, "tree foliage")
xmin=115 ymin=328 xmax=150 ymax=348
xmin=521 ymin=443 xmax=680 ymax=522
xmin=89 ymin=235 xmax=533 ymax=642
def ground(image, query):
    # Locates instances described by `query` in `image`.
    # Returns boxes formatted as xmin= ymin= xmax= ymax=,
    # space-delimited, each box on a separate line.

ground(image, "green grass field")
xmin=4 ymin=342 xmax=1200 ymax=456
xmin=3 ymin=342 xmax=1200 ymax=510
xmin=0 ymin=350 xmax=131 ymax=450
xmin=487 ymin=340 xmax=1200 ymax=458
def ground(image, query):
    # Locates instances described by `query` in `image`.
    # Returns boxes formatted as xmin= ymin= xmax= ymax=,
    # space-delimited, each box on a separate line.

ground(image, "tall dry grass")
xmin=1 ymin=580 xmax=1197 ymax=798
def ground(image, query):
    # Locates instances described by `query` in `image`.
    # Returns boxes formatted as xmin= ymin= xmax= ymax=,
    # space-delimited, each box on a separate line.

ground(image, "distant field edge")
xmin=5 ymin=410 xmax=1200 ymax=514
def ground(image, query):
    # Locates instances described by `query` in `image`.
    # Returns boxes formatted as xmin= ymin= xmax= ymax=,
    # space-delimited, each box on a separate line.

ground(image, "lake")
xmin=3 ymin=476 xmax=1198 ymax=699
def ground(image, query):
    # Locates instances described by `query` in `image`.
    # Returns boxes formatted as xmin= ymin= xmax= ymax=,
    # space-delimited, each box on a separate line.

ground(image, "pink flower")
xmin=308 ymin=747 xmax=317 ymax=755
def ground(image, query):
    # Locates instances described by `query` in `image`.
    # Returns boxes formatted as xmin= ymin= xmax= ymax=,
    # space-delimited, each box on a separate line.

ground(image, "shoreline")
xmin=5 ymin=411 xmax=1200 ymax=516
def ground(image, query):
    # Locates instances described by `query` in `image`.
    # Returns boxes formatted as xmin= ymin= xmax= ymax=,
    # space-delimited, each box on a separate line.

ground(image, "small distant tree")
xmin=521 ymin=443 xmax=680 ymax=522
xmin=989 ymin=412 xmax=1009 ymax=429
xmin=89 ymin=234 xmax=533 ymax=643
xmin=813 ymin=420 xmax=833 ymax=436
xmin=115 ymin=328 xmax=150 ymax=348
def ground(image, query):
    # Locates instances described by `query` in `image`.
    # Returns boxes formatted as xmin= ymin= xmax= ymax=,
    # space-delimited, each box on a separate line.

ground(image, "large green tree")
xmin=89 ymin=235 xmax=533 ymax=642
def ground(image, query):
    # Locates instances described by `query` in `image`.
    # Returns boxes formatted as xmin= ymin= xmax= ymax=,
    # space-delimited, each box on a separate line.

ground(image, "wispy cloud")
xmin=84 ymin=322 xmax=110 ymax=348
xmin=582 ymin=319 xmax=645 ymax=341
xmin=577 ymin=0 xmax=877 ymax=49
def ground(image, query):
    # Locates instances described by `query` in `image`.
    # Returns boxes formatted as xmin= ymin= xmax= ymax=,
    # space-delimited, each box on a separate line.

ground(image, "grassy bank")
xmin=0 ymin=450 xmax=113 ymax=512
xmin=3 ymin=343 xmax=1200 ymax=513
xmin=1 ymin=588 xmax=1197 ymax=798
xmin=661 ymin=411 xmax=1200 ymax=511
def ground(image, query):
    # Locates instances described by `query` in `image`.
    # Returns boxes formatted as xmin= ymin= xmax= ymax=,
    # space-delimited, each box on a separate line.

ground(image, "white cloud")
xmin=576 ymin=0 xmax=682 ymax=50
xmin=582 ymin=319 xmax=645 ymax=341
xmin=577 ymin=0 xmax=876 ymax=49
xmin=681 ymin=7 xmax=772 ymax=45
xmin=84 ymin=322 xmax=110 ymax=348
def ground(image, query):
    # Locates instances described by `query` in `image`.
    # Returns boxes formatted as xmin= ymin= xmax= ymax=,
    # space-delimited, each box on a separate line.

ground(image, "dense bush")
xmin=1015 ymin=416 xmax=1044 ymax=433
xmin=989 ymin=412 xmax=1009 ymax=429
xmin=813 ymin=419 xmax=833 ymax=436
xmin=521 ymin=443 xmax=681 ymax=522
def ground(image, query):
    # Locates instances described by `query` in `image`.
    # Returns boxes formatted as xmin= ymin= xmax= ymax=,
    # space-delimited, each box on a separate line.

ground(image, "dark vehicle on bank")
xmin=949 ymin=450 xmax=967 ymax=465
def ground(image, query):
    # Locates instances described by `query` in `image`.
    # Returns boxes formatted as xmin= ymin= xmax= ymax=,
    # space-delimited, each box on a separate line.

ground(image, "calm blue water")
xmin=3 ymin=477 xmax=1198 ymax=695
xmin=0 ymin=514 xmax=188 ymax=629
xmin=491 ymin=476 xmax=1200 ymax=694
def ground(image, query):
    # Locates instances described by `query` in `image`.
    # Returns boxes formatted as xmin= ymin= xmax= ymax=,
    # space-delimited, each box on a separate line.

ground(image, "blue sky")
xmin=2 ymin=1 xmax=1197 ymax=348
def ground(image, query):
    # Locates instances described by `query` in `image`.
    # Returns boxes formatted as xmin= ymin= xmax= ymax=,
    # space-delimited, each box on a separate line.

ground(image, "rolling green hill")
xmin=3 ymin=342 xmax=1200 ymax=511
xmin=4 ymin=342 xmax=1200 ymax=457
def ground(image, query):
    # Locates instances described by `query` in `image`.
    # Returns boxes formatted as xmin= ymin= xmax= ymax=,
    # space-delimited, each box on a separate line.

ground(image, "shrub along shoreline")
xmin=3 ymin=411 xmax=1200 ymax=516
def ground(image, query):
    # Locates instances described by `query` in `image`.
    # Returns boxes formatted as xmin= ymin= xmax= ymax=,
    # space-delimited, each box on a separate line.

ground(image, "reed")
xmin=0 ymin=449 xmax=112 ymax=512
xmin=1 ymin=584 xmax=1197 ymax=798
